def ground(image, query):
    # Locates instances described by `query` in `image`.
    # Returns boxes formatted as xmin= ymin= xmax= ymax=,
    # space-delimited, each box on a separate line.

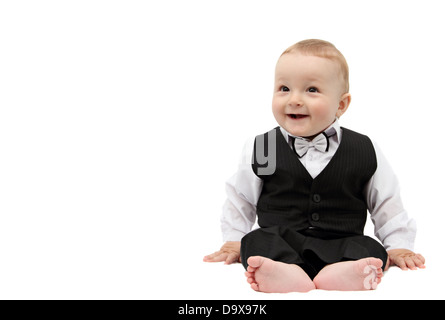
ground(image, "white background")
xmin=1 ymin=0 xmax=444 ymax=299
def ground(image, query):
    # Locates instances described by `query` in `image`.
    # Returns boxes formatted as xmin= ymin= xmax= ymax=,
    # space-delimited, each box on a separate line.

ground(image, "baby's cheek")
xmin=272 ymin=104 xmax=286 ymax=122
xmin=271 ymin=100 xmax=284 ymax=114
xmin=311 ymin=103 xmax=337 ymax=121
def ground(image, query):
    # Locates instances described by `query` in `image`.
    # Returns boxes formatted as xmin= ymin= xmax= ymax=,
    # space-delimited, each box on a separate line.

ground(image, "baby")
xmin=204 ymin=39 xmax=425 ymax=292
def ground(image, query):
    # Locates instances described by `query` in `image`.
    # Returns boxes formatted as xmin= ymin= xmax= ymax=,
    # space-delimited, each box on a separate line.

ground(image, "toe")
xmin=247 ymin=256 xmax=264 ymax=268
xmin=247 ymin=266 xmax=256 ymax=273
xmin=250 ymin=283 xmax=259 ymax=291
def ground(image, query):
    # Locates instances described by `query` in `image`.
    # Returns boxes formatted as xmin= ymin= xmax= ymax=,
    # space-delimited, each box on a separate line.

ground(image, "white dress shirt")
xmin=220 ymin=119 xmax=416 ymax=251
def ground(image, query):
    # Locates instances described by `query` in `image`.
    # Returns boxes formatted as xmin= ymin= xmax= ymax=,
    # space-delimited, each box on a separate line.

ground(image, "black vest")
xmin=252 ymin=127 xmax=377 ymax=236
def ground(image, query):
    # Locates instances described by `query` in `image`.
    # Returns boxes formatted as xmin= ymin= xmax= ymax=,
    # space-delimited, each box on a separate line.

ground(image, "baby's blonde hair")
xmin=281 ymin=39 xmax=350 ymax=93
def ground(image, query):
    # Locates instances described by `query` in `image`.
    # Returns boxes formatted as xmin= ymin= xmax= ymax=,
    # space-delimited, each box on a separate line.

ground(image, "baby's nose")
xmin=288 ymin=93 xmax=303 ymax=107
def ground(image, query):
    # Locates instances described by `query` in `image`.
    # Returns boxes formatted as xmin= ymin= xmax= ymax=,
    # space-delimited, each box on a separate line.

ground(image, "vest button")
xmin=311 ymin=213 xmax=320 ymax=221
xmin=313 ymin=194 xmax=321 ymax=203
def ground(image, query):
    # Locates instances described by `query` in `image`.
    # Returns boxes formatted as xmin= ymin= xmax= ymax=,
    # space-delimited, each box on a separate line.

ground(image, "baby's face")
xmin=272 ymin=52 xmax=350 ymax=138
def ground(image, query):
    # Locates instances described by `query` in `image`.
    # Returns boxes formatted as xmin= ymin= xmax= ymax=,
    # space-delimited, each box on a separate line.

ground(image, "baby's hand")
xmin=203 ymin=241 xmax=241 ymax=265
xmin=387 ymin=249 xmax=426 ymax=270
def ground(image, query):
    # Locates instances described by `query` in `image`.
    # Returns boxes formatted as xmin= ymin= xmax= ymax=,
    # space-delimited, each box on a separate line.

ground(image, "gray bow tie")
xmin=289 ymin=132 xmax=331 ymax=158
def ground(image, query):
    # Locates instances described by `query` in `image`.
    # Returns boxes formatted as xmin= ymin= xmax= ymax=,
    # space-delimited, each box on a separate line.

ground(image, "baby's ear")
xmin=336 ymin=93 xmax=351 ymax=118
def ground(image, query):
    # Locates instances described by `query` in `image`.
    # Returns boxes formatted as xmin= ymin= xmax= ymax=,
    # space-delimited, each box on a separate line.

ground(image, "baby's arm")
xmin=387 ymin=249 xmax=425 ymax=270
xmin=365 ymin=142 xmax=423 ymax=269
xmin=204 ymin=138 xmax=260 ymax=265
xmin=203 ymin=241 xmax=241 ymax=265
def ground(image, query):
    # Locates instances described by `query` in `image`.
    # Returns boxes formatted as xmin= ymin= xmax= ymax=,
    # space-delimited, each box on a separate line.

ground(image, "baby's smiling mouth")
xmin=288 ymin=114 xmax=308 ymax=120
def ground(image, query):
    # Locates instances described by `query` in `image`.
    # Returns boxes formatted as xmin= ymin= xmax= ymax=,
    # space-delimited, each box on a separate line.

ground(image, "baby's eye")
xmin=280 ymin=86 xmax=290 ymax=92
xmin=307 ymin=87 xmax=319 ymax=93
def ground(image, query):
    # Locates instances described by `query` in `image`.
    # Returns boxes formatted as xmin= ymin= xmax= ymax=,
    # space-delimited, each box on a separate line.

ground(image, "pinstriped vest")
xmin=252 ymin=127 xmax=377 ymax=236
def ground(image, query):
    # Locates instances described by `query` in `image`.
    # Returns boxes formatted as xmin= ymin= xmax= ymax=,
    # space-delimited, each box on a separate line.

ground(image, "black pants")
xmin=240 ymin=226 xmax=388 ymax=280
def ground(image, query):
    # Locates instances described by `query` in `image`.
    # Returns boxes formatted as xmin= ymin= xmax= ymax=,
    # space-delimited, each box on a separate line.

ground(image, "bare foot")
xmin=244 ymin=256 xmax=315 ymax=293
xmin=313 ymin=258 xmax=383 ymax=291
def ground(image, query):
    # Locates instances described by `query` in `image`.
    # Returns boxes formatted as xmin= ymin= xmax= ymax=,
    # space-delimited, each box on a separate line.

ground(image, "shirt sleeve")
xmin=365 ymin=141 xmax=417 ymax=251
xmin=220 ymin=137 xmax=263 ymax=242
